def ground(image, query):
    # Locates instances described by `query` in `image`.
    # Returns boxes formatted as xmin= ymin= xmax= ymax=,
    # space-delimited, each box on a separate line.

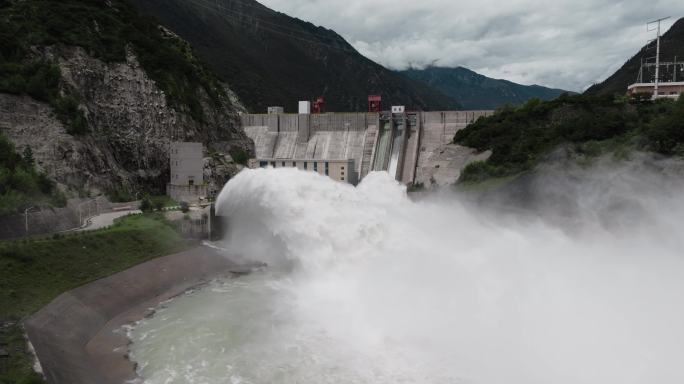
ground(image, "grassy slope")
xmin=0 ymin=214 xmax=191 ymax=383
xmin=454 ymin=94 xmax=684 ymax=183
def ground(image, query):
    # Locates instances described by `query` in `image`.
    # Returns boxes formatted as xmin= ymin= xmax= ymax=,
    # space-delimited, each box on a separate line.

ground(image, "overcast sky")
xmin=258 ymin=0 xmax=683 ymax=91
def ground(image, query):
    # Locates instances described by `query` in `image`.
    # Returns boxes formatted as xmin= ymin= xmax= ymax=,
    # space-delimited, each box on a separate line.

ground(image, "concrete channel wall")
xmin=25 ymin=247 xmax=243 ymax=384
xmin=241 ymin=110 xmax=493 ymax=184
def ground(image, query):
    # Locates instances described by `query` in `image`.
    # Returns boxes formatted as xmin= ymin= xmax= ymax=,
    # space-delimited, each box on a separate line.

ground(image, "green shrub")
xmin=106 ymin=188 xmax=135 ymax=203
xmin=459 ymin=161 xmax=510 ymax=183
xmin=51 ymin=95 xmax=89 ymax=135
xmin=153 ymin=199 xmax=165 ymax=211
xmin=0 ymin=133 xmax=65 ymax=215
xmin=139 ymin=196 xmax=153 ymax=212
xmin=180 ymin=201 xmax=189 ymax=213
xmin=229 ymin=148 xmax=249 ymax=165
xmin=644 ymin=97 xmax=684 ymax=154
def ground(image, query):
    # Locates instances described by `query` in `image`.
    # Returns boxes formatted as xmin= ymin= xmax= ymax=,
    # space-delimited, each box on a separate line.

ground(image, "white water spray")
xmin=131 ymin=165 xmax=684 ymax=384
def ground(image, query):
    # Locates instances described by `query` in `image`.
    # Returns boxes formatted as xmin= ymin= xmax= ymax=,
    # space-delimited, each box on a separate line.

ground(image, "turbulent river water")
xmin=130 ymin=165 xmax=684 ymax=384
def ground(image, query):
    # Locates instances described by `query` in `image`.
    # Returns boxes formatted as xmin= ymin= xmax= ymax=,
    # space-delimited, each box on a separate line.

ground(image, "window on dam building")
xmin=252 ymin=158 xmax=357 ymax=185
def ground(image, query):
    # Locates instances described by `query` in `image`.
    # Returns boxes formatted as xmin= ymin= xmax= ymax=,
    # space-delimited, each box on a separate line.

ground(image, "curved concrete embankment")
xmin=25 ymin=246 xmax=243 ymax=384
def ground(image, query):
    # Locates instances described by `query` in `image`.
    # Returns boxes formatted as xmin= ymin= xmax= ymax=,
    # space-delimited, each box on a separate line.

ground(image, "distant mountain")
xmin=130 ymin=0 xmax=459 ymax=112
xmin=586 ymin=17 xmax=684 ymax=95
xmin=399 ymin=66 xmax=569 ymax=110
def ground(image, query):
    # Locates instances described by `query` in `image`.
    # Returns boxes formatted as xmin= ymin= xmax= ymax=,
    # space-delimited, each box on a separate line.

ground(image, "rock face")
xmin=414 ymin=145 xmax=492 ymax=188
xmin=0 ymin=46 xmax=253 ymax=194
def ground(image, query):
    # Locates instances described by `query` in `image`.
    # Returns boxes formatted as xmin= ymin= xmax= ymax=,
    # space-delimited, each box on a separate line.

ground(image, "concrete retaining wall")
xmin=25 ymin=246 xmax=242 ymax=384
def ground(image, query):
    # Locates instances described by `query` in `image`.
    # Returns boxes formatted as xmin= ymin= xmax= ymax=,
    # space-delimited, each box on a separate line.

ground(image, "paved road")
xmin=78 ymin=210 xmax=141 ymax=231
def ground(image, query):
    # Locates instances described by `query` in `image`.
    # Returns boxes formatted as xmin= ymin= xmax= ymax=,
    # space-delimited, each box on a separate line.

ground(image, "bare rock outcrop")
xmin=0 ymin=46 xmax=253 ymax=194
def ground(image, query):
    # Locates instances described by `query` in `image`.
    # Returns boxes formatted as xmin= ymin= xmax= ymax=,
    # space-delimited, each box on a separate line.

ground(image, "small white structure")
xmin=267 ymin=106 xmax=284 ymax=114
xmin=298 ymin=101 xmax=311 ymax=114
xmin=167 ymin=142 xmax=207 ymax=203
xmin=391 ymin=105 xmax=406 ymax=114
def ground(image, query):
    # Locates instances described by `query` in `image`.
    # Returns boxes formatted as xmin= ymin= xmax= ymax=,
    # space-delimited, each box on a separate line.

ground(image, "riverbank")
xmin=25 ymin=245 xmax=248 ymax=384
xmin=0 ymin=214 xmax=191 ymax=383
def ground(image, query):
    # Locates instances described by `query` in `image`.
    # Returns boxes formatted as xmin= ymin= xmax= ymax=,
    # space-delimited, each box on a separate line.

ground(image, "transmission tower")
xmin=647 ymin=17 xmax=670 ymax=99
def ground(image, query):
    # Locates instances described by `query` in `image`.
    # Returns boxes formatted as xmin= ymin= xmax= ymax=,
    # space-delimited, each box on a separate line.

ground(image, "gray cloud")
xmin=258 ymin=0 xmax=683 ymax=91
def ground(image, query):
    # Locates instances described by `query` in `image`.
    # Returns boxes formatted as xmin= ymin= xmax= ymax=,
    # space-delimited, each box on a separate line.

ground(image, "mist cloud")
xmin=195 ymin=160 xmax=684 ymax=383
xmin=259 ymin=0 xmax=684 ymax=91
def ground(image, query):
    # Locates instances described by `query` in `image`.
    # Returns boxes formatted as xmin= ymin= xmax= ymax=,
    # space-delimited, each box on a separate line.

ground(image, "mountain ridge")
xmin=130 ymin=0 xmax=460 ymax=112
xmin=399 ymin=66 xmax=570 ymax=110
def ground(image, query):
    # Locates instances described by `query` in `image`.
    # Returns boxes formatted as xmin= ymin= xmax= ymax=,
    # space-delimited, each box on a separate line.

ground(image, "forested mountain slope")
xmin=131 ymin=0 xmax=459 ymax=112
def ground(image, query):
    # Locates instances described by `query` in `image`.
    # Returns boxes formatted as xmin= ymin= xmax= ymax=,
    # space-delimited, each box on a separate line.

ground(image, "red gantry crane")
xmin=368 ymin=95 xmax=381 ymax=112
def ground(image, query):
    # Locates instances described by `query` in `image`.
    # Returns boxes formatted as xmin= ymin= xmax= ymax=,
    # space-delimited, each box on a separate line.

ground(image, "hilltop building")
xmin=626 ymin=18 xmax=682 ymax=100
xmin=167 ymin=142 xmax=207 ymax=202
xmin=627 ymin=82 xmax=683 ymax=99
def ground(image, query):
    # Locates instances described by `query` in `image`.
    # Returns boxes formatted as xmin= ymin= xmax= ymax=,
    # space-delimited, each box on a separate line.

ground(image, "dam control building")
xmin=242 ymin=99 xmax=493 ymax=186
xmin=167 ymin=142 xmax=207 ymax=202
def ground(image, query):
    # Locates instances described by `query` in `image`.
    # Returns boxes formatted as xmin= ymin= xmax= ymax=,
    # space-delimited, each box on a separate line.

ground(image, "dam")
xmin=240 ymin=109 xmax=493 ymax=186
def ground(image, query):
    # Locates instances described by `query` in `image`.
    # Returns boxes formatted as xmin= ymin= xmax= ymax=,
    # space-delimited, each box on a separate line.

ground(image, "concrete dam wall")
xmin=241 ymin=111 xmax=494 ymax=185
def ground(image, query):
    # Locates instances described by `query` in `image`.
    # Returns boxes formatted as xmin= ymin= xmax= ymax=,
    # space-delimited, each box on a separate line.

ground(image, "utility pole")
xmin=648 ymin=17 xmax=670 ymax=99
xmin=675 ymin=56 xmax=678 ymax=82
xmin=24 ymin=206 xmax=35 ymax=237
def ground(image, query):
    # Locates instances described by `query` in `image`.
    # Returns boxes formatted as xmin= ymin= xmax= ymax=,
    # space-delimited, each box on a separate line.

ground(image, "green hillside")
xmin=454 ymin=94 xmax=684 ymax=182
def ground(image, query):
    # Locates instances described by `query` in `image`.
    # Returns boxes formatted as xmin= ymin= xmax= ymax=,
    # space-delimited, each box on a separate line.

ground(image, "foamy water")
xmin=130 ymin=166 xmax=684 ymax=384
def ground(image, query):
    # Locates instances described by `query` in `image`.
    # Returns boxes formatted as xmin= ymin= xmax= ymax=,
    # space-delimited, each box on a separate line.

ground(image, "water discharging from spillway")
xmin=130 ymin=165 xmax=684 ymax=384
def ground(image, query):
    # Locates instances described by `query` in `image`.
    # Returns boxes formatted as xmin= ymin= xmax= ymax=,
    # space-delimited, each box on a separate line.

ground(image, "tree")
xmin=153 ymin=199 xmax=165 ymax=211
xmin=139 ymin=196 xmax=153 ymax=212
xmin=179 ymin=201 xmax=189 ymax=213
xmin=22 ymin=146 xmax=34 ymax=167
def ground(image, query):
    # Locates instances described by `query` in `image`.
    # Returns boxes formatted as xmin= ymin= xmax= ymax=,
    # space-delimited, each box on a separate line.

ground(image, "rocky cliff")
xmin=0 ymin=46 xmax=252 ymax=195
xmin=0 ymin=0 xmax=253 ymax=197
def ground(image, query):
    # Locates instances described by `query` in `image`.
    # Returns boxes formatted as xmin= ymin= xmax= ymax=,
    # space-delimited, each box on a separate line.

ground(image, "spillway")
xmin=372 ymin=120 xmax=392 ymax=172
xmin=387 ymin=119 xmax=404 ymax=179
